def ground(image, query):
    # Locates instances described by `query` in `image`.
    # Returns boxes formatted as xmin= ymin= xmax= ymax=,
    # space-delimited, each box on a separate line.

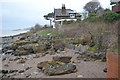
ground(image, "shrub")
xmin=76 ymin=17 xmax=81 ymax=22
xmin=63 ymin=20 xmax=75 ymax=24
xmin=102 ymin=11 xmax=120 ymax=22
xmin=30 ymin=24 xmax=42 ymax=32
xmin=83 ymin=13 xmax=100 ymax=22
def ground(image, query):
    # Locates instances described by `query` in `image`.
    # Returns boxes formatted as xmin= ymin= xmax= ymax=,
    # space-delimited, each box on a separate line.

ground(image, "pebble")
xmin=2 ymin=57 xmax=6 ymax=61
xmin=26 ymin=74 xmax=31 ymax=78
xmin=4 ymin=64 xmax=9 ymax=67
xmin=25 ymin=67 xmax=32 ymax=70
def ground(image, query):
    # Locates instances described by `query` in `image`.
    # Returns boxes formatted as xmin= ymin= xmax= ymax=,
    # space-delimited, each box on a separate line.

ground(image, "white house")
xmin=53 ymin=4 xmax=81 ymax=28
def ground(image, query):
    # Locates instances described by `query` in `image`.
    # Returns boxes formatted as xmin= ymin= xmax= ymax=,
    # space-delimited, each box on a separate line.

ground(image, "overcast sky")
xmin=0 ymin=0 xmax=111 ymax=30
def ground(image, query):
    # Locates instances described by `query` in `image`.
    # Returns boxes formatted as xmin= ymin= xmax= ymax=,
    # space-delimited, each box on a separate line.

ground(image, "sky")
xmin=0 ymin=0 xmax=111 ymax=30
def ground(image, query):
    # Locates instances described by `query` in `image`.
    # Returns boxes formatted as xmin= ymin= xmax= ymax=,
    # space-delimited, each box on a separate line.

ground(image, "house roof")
xmin=111 ymin=0 xmax=120 ymax=3
xmin=54 ymin=9 xmax=73 ymax=16
xmin=54 ymin=4 xmax=81 ymax=20
xmin=54 ymin=9 xmax=81 ymax=17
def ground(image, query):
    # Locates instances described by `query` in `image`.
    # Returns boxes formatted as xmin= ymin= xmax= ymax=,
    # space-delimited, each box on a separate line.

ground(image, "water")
xmin=0 ymin=30 xmax=29 ymax=37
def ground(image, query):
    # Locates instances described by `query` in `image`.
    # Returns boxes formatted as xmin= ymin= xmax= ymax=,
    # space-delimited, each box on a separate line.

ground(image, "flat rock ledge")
xmin=37 ymin=61 xmax=77 ymax=76
xmin=53 ymin=56 xmax=72 ymax=63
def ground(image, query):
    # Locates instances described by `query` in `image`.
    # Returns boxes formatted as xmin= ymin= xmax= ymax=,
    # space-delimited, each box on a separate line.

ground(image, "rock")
xmin=101 ymin=56 xmax=106 ymax=62
xmin=26 ymin=74 xmax=31 ymax=78
xmin=15 ymin=49 xmax=30 ymax=56
xmin=1 ymin=70 xmax=9 ymax=74
xmin=48 ymin=50 xmax=55 ymax=55
xmin=79 ymin=45 xmax=88 ymax=54
xmin=18 ymin=70 xmax=25 ymax=73
xmin=37 ymin=61 xmax=77 ymax=76
xmin=90 ymin=53 xmax=98 ymax=59
xmin=51 ymin=40 xmax=65 ymax=52
xmin=17 ymin=59 xmax=26 ymax=63
xmin=41 ymin=51 xmax=49 ymax=57
xmin=75 ymin=51 xmax=80 ymax=54
xmin=15 ymin=45 xmax=34 ymax=56
xmin=19 ymin=37 xmax=26 ymax=40
xmin=90 ymin=52 xmax=106 ymax=61
xmin=32 ymin=54 xmax=40 ymax=58
xmin=9 ymin=57 xmax=20 ymax=61
xmin=89 ymin=42 xmax=95 ymax=47
xmin=25 ymin=67 xmax=32 ymax=70
xmin=103 ymin=68 xmax=107 ymax=73
xmin=9 ymin=70 xmax=18 ymax=73
xmin=4 ymin=64 xmax=9 ymax=67
xmin=4 ymin=50 xmax=15 ymax=55
xmin=53 ymin=56 xmax=72 ymax=63
xmin=2 ymin=47 xmax=11 ymax=53
xmin=32 ymin=42 xmax=51 ymax=53
xmin=2 ymin=57 xmax=6 ymax=61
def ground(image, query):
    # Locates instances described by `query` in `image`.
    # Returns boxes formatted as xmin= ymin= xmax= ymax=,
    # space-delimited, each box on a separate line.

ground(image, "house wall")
xmin=112 ymin=4 xmax=120 ymax=12
xmin=54 ymin=19 xmax=77 ymax=28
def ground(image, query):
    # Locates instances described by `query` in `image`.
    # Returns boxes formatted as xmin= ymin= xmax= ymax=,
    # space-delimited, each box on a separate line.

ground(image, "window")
xmin=70 ymin=14 xmax=75 ymax=18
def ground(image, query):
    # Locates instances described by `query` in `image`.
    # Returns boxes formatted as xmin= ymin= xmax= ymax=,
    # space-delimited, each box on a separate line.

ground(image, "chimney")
xmin=62 ymin=4 xmax=66 ymax=14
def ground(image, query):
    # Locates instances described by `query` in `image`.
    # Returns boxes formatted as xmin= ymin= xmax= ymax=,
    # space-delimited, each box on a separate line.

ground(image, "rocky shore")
xmin=0 ymin=29 xmax=106 ymax=78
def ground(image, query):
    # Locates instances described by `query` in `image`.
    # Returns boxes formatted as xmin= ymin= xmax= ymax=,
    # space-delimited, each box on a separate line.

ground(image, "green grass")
xmin=88 ymin=45 xmax=99 ymax=53
xmin=112 ymin=48 xmax=120 ymax=54
xmin=37 ymin=30 xmax=66 ymax=38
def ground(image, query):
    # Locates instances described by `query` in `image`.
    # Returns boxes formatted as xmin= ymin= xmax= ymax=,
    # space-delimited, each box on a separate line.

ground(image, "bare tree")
xmin=30 ymin=24 xmax=42 ymax=32
xmin=83 ymin=0 xmax=103 ymax=14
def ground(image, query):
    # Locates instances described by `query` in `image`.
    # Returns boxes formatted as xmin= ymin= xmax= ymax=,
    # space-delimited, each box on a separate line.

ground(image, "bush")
xmin=63 ymin=20 xmax=75 ymax=24
xmin=102 ymin=11 xmax=120 ymax=22
xmin=83 ymin=13 xmax=100 ymax=22
xmin=76 ymin=17 xmax=81 ymax=22
xmin=30 ymin=24 xmax=42 ymax=32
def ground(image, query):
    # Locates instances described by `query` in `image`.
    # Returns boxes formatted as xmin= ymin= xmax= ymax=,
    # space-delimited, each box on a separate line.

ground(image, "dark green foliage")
xmin=63 ymin=20 xmax=75 ymax=24
xmin=102 ymin=11 xmax=120 ymax=22
xmin=76 ymin=17 xmax=81 ymax=22
xmin=83 ymin=13 xmax=100 ymax=22
xmin=44 ymin=12 xmax=54 ymax=20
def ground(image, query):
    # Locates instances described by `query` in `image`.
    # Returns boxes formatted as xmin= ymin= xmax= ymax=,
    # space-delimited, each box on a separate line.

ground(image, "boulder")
xmin=1 ymin=70 xmax=9 ymax=74
xmin=14 ymin=44 xmax=34 ymax=56
xmin=15 ymin=49 xmax=30 ymax=56
xmin=53 ymin=56 xmax=72 ymax=63
xmin=32 ymin=43 xmax=50 ymax=53
xmin=9 ymin=57 xmax=20 ymax=61
xmin=32 ymin=54 xmax=40 ymax=58
xmin=4 ymin=50 xmax=15 ymax=55
xmin=11 ymin=40 xmax=37 ymax=50
xmin=51 ymin=40 xmax=65 ymax=52
xmin=37 ymin=61 xmax=77 ymax=76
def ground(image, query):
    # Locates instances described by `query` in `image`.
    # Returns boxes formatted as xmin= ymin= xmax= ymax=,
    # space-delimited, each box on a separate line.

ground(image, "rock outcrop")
xmin=53 ymin=56 xmax=72 ymax=63
xmin=37 ymin=61 xmax=77 ymax=76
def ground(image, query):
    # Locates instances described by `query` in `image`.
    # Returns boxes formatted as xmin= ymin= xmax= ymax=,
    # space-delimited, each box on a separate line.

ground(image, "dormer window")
xmin=70 ymin=14 xmax=75 ymax=18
